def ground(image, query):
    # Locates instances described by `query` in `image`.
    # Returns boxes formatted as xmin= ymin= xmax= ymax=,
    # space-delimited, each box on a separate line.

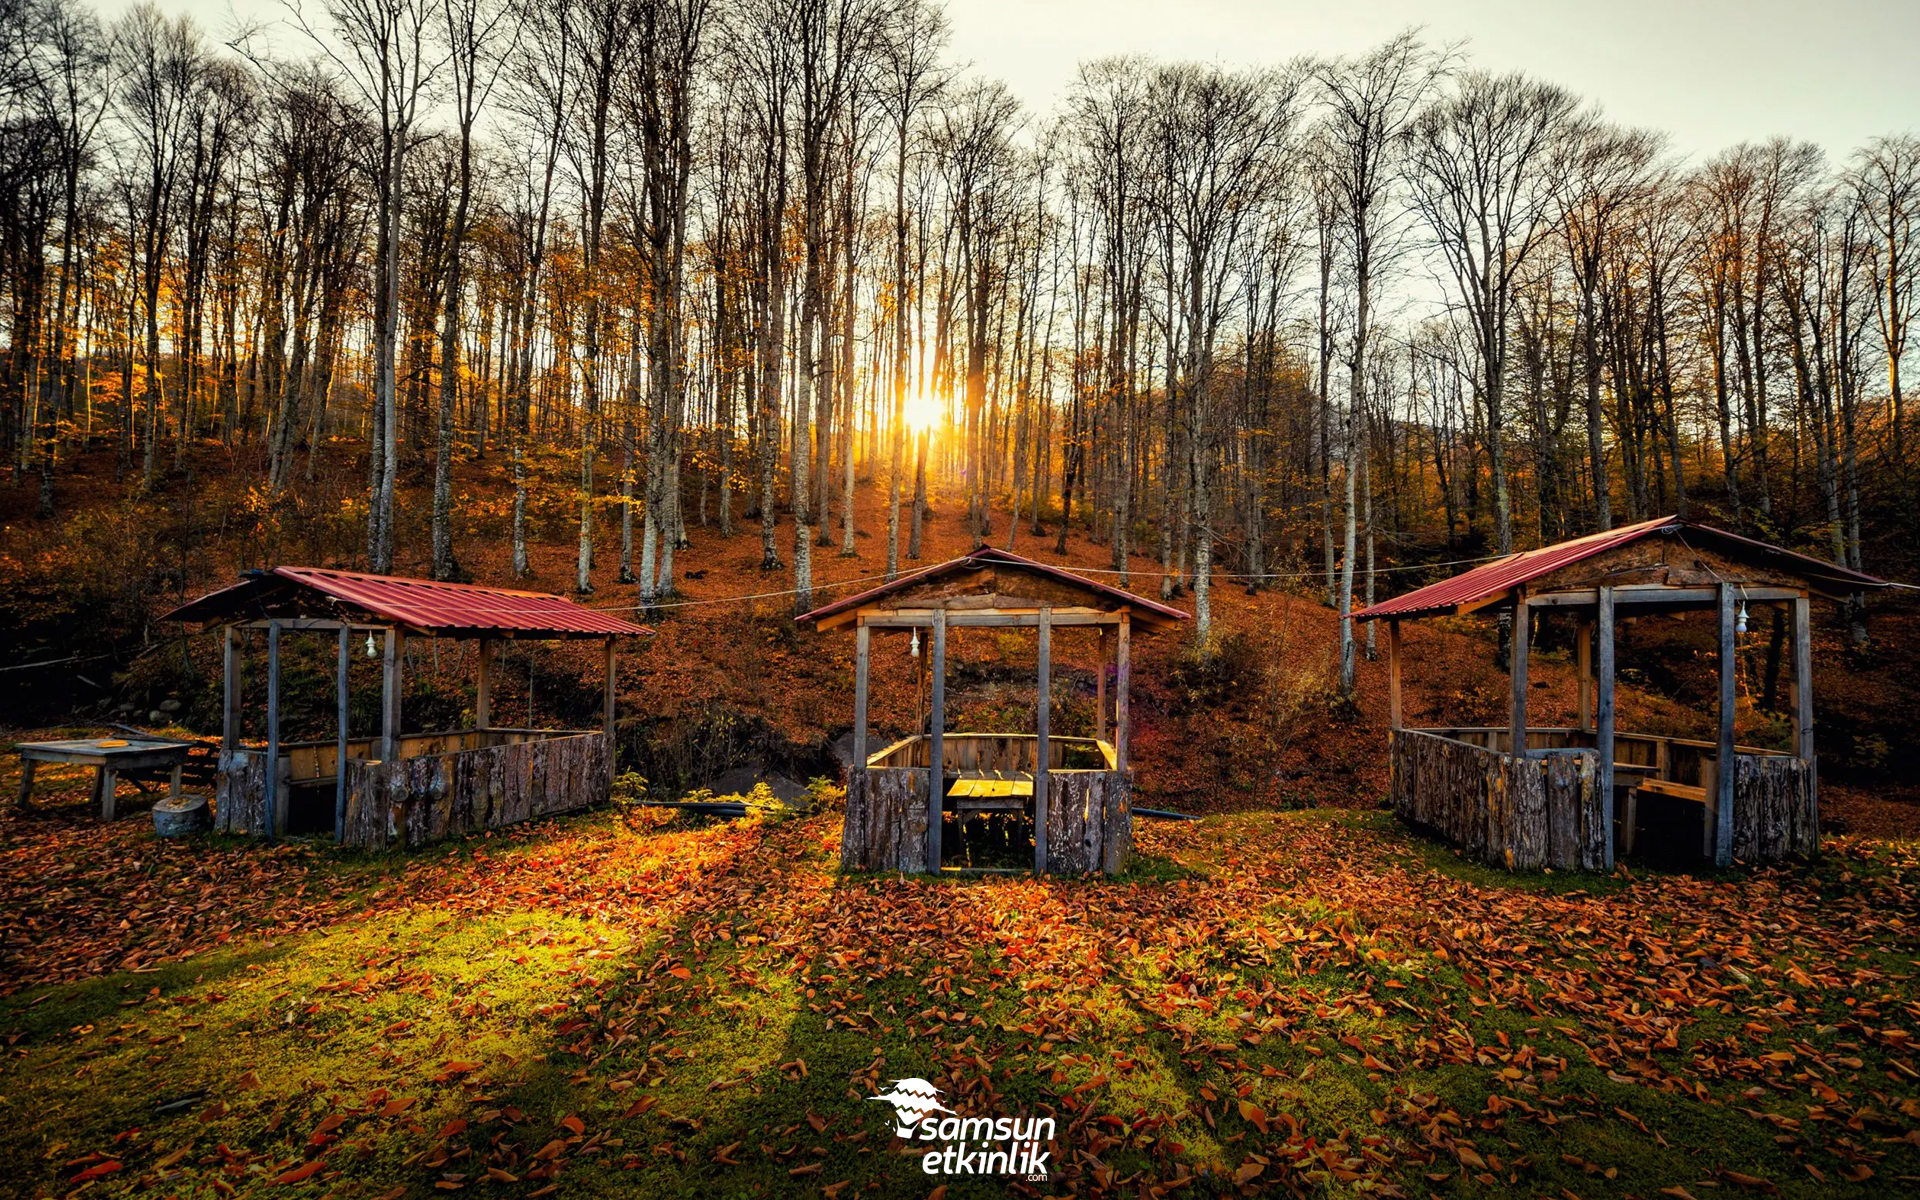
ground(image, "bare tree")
xmin=1410 ymin=69 xmax=1574 ymax=555
xmin=723 ymin=0 xmax=791 ymax=574
xmin=789 ymin=0 xmax=878 ymax=609
xmin=1150 ymin=60 xmax=1302 ymax=650
xmin=1557 ymin=121 xmax=1664 ymax=531
xmin=936 ymin=77 xmax=1020 ymax=550
xmin=1064 ymin=57 xmax=1151 ymax=582
xmin=630 ymin=0 xmax=711 ymax=614
xmin=500 ymin=0 xmax=570 ymax=577
xmin=297 ymin=0 xmax=442 ymax=572
xmin=1852 ymin=135 xmax=1917 ymax=464
xmin=877 ymin=0 xmax=944 ymax=579
xmin=1315 ymin=30 xmax=1448 ymax=697
xmin=1686 ymin=139 xmax=1818 ymax=528
xmin=112 ymin=3 xmax=202 ymax=490
xmin=261 ymin=65 xmax=358 ymax=494
xmin=430 ymin=0 xmax=518 ymax=579
xmin=24 ymin=0 xmax=108 ymax=516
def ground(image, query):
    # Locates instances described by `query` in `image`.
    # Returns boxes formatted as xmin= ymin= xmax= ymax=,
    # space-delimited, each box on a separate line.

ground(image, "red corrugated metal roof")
xmin=162 ymin=567 xmax=651 ymax=639
xmin=796 ymin=546 xmax=1189 ymax=629
xmin=1353 ymin=515 xmax=1885 ymax=622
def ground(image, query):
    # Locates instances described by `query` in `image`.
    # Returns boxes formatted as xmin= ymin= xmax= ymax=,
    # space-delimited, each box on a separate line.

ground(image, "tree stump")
xmin=152 ymin=794 xmax=211 ymax=838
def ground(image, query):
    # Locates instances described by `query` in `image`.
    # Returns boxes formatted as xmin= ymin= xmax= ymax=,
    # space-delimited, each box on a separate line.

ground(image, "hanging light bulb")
xmin=365 ymin=631 xmax=379 ymax=658
xmin=1736 ymin=602 xmax=1749 ymax=634
xmin=910 ymin=628 xmax=921 ymax=658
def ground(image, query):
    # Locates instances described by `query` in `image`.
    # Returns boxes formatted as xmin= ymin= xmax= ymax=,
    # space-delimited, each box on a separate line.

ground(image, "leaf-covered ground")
xmin=4 ymin=764 xmax=1920 ymax=1200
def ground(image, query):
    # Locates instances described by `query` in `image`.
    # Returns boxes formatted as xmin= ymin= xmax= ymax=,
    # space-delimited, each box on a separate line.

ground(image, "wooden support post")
xmin=1035 ymin=605 xmax=1052 ymax=875
xmin=15 ymin=759 xmax=34 ymax=808
xmin=475 ymin=638 xmax=492 ymax=729
xmin=1597 ymin=587 xmax=1616 ymax=867
xmin=335 ymin=625 xmax=350 ymax=842
xmin=1509 ymin=596 xmax=1530 ymax=758
xmin=1792 ymin=592 xmax=1817 ymax=843
xmin=1714 ymin=583 xmax=1737 ymax=866
xmin=266 ymin=620 xmax=282 ymax=840
xmin=1576 ymin=616 xmax=1593 ymax=732
xmin=97 ymin=766 xmax=117 ymax=822
xmin=381 ymin=628 xmax=403 ymax=766
xmin=1387 ymin=620 xmax=1403 ymax=731
xmin=1115 ymin=612 xmax=1132 ymax=770
xmin=603 ymin=637 xmax=617 ymax=744
xmin=1791 ymin=594 xmax=1814 ymax=763
xmin=852 ymin=620 xmax=870 ymax=769
xmin=1095 ymin=625 xmax=1109 ymax=743
xmin=928 ymin=609 xmax=946 ymax=873
xmin=222 ymin=625 xmax=242 ymax=759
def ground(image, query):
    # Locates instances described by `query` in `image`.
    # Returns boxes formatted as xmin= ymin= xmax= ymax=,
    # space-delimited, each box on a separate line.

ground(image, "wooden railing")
xmin=1393 ymin=726 xmax=1815 ymax=868
xmin=340 ymin=731 xmax=611 ymax=849
xmin=1389 ymin=728 xmax=1605 ymax=871
xmin=1417 ymin=725 xmax=1791 ymax=773
xmin=864 ymin=733 xmax=1116 ymax=773
xmin=269 ymin=728 xmax=590 ymax=785
xmin=217 ymin=728 xmax=610 ymax=846
xmin=843 ymin=762 xmax=1129 ymax=875
xmin=844 ymin=732 xmax=1130 ymax=875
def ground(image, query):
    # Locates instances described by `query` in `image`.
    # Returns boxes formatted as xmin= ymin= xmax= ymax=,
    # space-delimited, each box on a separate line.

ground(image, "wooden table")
xmin=14 ymin=738 xmax=195 ymax=820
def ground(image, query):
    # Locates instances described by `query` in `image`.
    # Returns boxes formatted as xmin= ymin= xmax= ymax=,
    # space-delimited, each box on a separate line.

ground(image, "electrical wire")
xmin=581 ymin=549 xmax=1516 ymax=615
xmin=0 ymin=652 xmax=114 ymax=674
xmin=1019 ymin=552 xmax=1511 ymax=582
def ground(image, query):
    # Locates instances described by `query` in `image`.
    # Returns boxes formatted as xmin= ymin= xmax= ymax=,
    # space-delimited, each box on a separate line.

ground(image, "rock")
xmin=158 ymin=698 xmax=182 ymax=713
xmin=152 ymin=794 xmax=211 ymax=838
xmin=149 ymin=711 xmax=166 ymax=724
xmin=709 ymin=766 xmax=808 ymax=806
xmin=829 ymin=731 xmax=858 ymax=773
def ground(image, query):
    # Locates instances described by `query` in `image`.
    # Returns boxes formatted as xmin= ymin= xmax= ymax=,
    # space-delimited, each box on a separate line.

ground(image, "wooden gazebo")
xmin=1355 ymin=516 xmax=1885 ymax=870
xmin=163 ymin=568 xmax=649 ymax=848
xmin=798 ymin=548 xmax=1186 ymax=875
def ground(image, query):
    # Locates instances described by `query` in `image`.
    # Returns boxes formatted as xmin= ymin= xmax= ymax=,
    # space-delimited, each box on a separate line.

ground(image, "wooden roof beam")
xmin=850 ymin=606 xmax=1127 ymax=630
xmin=1527 ymin=584 xmax=1804 ymax=608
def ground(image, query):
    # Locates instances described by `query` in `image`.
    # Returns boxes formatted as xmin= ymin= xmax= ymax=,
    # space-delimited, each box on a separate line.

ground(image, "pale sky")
xmin=946 ymin=0 xmax=1919 ymax=161
xmin=103 ymin=0 xmax=1919 ymax=162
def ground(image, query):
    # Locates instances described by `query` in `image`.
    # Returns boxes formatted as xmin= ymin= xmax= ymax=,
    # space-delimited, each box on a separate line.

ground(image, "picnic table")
xmin=14 ymin=737 xmax=195 ymax=820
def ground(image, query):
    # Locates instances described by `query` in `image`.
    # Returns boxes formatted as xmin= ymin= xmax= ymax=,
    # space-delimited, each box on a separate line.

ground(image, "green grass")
xmin=2 ymin=806 xmax=1918 ymax=1198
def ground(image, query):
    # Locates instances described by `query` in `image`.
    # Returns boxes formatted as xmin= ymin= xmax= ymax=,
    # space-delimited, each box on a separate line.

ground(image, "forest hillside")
xmin=3 ymin=439 xmax=1915 ymax=828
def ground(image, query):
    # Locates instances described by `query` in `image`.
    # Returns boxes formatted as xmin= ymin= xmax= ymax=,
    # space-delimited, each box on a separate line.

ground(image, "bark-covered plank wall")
xmin=841 ymin=766 xmax=1130 ymax=875
xmin=1388 ymin=729 xmax=1605 ymax=871
xmin=1390 ymin=729 xmax=1814 ymax=870
xmin=221 ymin=732 xmax=611 ymax=849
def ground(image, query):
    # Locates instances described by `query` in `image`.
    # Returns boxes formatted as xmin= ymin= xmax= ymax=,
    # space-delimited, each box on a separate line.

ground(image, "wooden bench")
xmin=946 ymin=771 xmax=1034 ymax=814
xmin=1635 ymin=778 xmax=1707 ymax=803
xmin=1622 ymin=778 xmax=1710 ymax=856
xmin=109 ymin=725 xmax=219 ymax=787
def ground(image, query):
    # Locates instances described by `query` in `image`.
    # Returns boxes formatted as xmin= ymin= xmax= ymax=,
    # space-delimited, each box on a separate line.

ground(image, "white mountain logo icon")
xmin=868 ymin=1077 xmax=955 ymax=1137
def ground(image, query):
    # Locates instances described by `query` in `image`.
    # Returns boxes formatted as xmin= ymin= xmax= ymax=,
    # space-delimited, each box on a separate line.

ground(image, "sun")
xmin=903 ymin=389 xmax=943 ymax=432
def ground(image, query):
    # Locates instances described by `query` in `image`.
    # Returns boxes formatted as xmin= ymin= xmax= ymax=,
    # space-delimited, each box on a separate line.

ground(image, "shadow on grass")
xmin=1341 ymin=808 xmax=1642 ymax=897
xmin=7 ymin=800 xmax=1918 ymax=1200
xmin=0 ymin=803 xmax=793 ymax=1199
